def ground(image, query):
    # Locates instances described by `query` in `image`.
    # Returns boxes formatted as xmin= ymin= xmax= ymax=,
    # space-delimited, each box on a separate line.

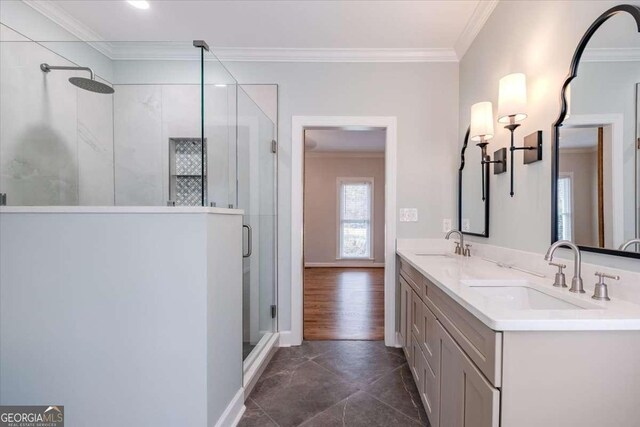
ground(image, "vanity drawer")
xmin=426 ymin=283 xmax=502 ymax=387
xmin=399 ymin=258 xmax=425 ymax=295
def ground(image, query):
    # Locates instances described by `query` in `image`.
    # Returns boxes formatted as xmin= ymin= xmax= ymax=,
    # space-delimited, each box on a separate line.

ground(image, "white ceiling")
xmin=27 ymin=0 xmax=499 ymax=60
xmin=305 ymin=129 xmax=385 ymax=152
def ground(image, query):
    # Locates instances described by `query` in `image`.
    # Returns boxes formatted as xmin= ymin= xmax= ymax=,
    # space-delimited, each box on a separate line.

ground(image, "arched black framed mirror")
xmin=459 ymin=126 xmax=490 ymax=237
xmin=551 ymin=4 xmax=640 ymax=259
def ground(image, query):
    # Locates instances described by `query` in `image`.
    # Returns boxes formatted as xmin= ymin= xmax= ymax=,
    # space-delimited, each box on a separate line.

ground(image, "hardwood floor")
xmin=303 ymin=267 xmax=384 ymax=340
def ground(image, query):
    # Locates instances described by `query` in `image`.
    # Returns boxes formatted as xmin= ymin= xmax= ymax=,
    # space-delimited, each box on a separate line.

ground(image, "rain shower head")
xmin=40 ymin=63 xmax=114 ymax=94
xmin=68 ymin=77 xmax=115 ymax=94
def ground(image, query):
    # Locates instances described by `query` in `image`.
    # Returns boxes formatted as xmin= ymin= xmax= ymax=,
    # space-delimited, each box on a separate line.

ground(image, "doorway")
xmin=559 ymin=114 xmax=624 ymax=248
xmin=303 ymin=129 xmax=386 ymax=340
xmin=289 ymin=116 xmax=398 ymax=347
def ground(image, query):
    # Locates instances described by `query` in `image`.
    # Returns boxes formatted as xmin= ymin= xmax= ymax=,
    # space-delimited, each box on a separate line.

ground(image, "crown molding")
xmin=23 ymin=0 xmax=459 ymax=63
xmin=111 ymin=46 xmax=459 ymax=62
xmin=22 ymin=0 xmax=113 ymax=58
xmin=212 ymin=47 xmax=458 ymax=63
xmin=454 ymin=0 xmax=499 ymax=60
xmin=582 ymin=48 xmax=640 ymax=62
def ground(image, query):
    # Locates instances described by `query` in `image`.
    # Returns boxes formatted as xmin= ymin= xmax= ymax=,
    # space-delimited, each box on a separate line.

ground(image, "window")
xmin=557 ymin=174 xmax=573 ymax=241
xmin=338 ymin=178 xmax=373 ymax=259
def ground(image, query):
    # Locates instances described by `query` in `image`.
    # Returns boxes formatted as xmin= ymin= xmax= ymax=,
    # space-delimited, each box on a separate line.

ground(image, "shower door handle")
xmin=243 ymin=224 xmax=253 ymax=258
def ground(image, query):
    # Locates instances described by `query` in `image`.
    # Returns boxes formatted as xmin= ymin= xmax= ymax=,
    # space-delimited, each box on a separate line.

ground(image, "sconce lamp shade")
xmin=497 ymin=73 xmax=527 ymax=123
xmin=470 ymin=101 xmax=495 ymax=142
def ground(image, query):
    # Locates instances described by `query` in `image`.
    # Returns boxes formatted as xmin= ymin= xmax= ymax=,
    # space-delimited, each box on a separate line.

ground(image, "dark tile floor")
xmin=239 ymin=341 xmax=429 ymax=427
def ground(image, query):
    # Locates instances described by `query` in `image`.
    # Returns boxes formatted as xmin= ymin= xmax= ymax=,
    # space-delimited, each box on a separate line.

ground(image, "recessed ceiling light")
xmin=214 ymin=84 xmax=227 ymax=88
xmin=127 ymin=1 xmax=150 ymax=10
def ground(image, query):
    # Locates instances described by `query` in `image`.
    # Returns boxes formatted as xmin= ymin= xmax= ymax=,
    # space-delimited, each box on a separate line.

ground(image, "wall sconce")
xmin=470 ymin=101 xmax=505 ymax=201
xmin=497 ymin=73 xmax=542 ymax=197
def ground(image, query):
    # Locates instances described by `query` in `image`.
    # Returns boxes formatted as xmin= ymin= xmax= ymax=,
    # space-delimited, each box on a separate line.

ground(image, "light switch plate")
xmin=442 ymin=218 xmax=452 ymax=232
xmin=400 ymin=208 xmax=418 ymax=222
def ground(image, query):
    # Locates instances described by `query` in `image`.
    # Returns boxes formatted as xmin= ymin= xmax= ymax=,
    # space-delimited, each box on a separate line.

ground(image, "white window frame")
xmin=336 ymin=177 xmax=374 ymax=260
xmin=558 ymin=172 xmax=574 ymax=241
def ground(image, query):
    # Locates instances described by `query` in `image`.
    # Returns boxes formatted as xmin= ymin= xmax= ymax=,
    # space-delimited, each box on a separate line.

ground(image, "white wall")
xmin=459 ymin=0 xmax=640 ymax=272
xmin=304 ymin=153 xmax=386 ymax=265
xmin=225 ymin=61 xmax=459 ymax=331
xmin=0 ymin=210 xmax=243 ymax=427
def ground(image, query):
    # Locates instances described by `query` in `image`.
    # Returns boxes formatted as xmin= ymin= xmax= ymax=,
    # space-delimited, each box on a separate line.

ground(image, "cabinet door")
xmin=400 ymin=278 xmax=412 ymax=360
xmin=418 ymin=346 xmax=440 ymax=427
xmin=399 ymin=278 xmax=408 ymax=348
xmin=438 ymin=322 xmax=499 ymax=427
xmin=411 ymin=290 xmax=423 ymax=342
xmin=420 ymin=301 xmax=439 ymax=374
xmin=410 ymin=332 xmax=422 ymax=384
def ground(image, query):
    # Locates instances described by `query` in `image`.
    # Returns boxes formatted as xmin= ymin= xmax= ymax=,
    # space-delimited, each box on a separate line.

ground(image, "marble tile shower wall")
xmin=0 ymin=33 xmax=114 ymax=206
xmin=0 ymin=36 xmax=235 ymax=207
xmin=113 ymin=84 xmax=234 ymax=207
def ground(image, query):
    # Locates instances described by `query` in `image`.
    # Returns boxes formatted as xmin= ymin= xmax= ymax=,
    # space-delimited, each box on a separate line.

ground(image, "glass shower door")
xmin=237 ymin=87 xmax=277 ymax=361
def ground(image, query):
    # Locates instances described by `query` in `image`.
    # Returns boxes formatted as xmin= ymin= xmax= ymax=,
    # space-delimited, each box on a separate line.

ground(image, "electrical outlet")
xmin=400 ymin=208 xmax=418 ymax=222
xmin=442 ymin=218 xmax=452 ymax=232
xmin=462 ymin=219 xmax=470 ymax=232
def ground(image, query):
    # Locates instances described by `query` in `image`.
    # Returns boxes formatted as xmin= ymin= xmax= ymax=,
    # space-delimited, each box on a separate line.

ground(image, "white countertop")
xmin=397 ymin=248 xmax=640 ymax=331
xmin=0 ymin=206 xmax=244 ymax=215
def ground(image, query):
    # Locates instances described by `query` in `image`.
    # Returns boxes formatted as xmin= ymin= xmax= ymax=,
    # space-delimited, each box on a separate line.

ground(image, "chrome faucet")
xmin=619 ymin=238 xmax=640 ymax=252
xmin=445 ymin=229 xmax=467 ymax=256
xmin=544 ymin=240 xmax=584 ymax=293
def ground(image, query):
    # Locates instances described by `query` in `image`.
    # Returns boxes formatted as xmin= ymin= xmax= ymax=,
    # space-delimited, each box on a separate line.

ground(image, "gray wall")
xmin=226 ymin=61 xmax=459 ymax=330
xmin=459 ymin=0 xmax=640 ymax=271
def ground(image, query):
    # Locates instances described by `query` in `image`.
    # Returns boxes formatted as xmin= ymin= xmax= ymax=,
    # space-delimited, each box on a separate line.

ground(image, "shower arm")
xmin=40 ymin=63 xmax=94 ymax=80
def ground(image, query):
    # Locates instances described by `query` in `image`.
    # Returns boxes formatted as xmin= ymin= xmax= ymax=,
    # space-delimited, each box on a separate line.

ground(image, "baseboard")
xmin=214 ymin=388 xmax=245 ymax=427
xmin=277 ymin=330 xmax=302 ymax=347
xmin=243 ymin=333 xmax=279 ymax=397
xmin=393 ymin=332 xmax=404 ymax=348
xmin=304 ymin=262 xmax=385 ymax=268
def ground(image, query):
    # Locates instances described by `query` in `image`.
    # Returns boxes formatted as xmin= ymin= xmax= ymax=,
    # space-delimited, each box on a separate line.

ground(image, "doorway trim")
xmin=563 ymin=113 xmax=624 ymax=247
xmin=289 ymin=116 xmax=398 ymax=347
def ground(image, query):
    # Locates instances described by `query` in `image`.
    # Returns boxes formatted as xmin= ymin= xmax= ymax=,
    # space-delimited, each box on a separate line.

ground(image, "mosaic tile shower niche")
xmin=169 ymin=138 xmax=207 ymax=206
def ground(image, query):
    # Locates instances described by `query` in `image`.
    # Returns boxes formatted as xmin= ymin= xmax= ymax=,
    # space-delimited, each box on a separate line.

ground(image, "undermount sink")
xmin=414 ymin=253 xmax=452 ymax=257
xmin=464 ymin=280 xmax=591 ymax=310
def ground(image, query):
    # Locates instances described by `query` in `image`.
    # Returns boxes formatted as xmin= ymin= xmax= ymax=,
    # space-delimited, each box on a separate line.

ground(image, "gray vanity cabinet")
xmin=399 ymin=254 xmax=640 ymax=426
xmin=438 ymin=321 xmax=500 ymax=427
xmin=399 ymin=277 xmax=412 ymax=360
xmin=411 ymin=288 xmax=423 ymax=341
xmin=399 ymin=256 xmax=499 ymax=427
xmin=417 ymin=326 xmax=439 ymax=424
